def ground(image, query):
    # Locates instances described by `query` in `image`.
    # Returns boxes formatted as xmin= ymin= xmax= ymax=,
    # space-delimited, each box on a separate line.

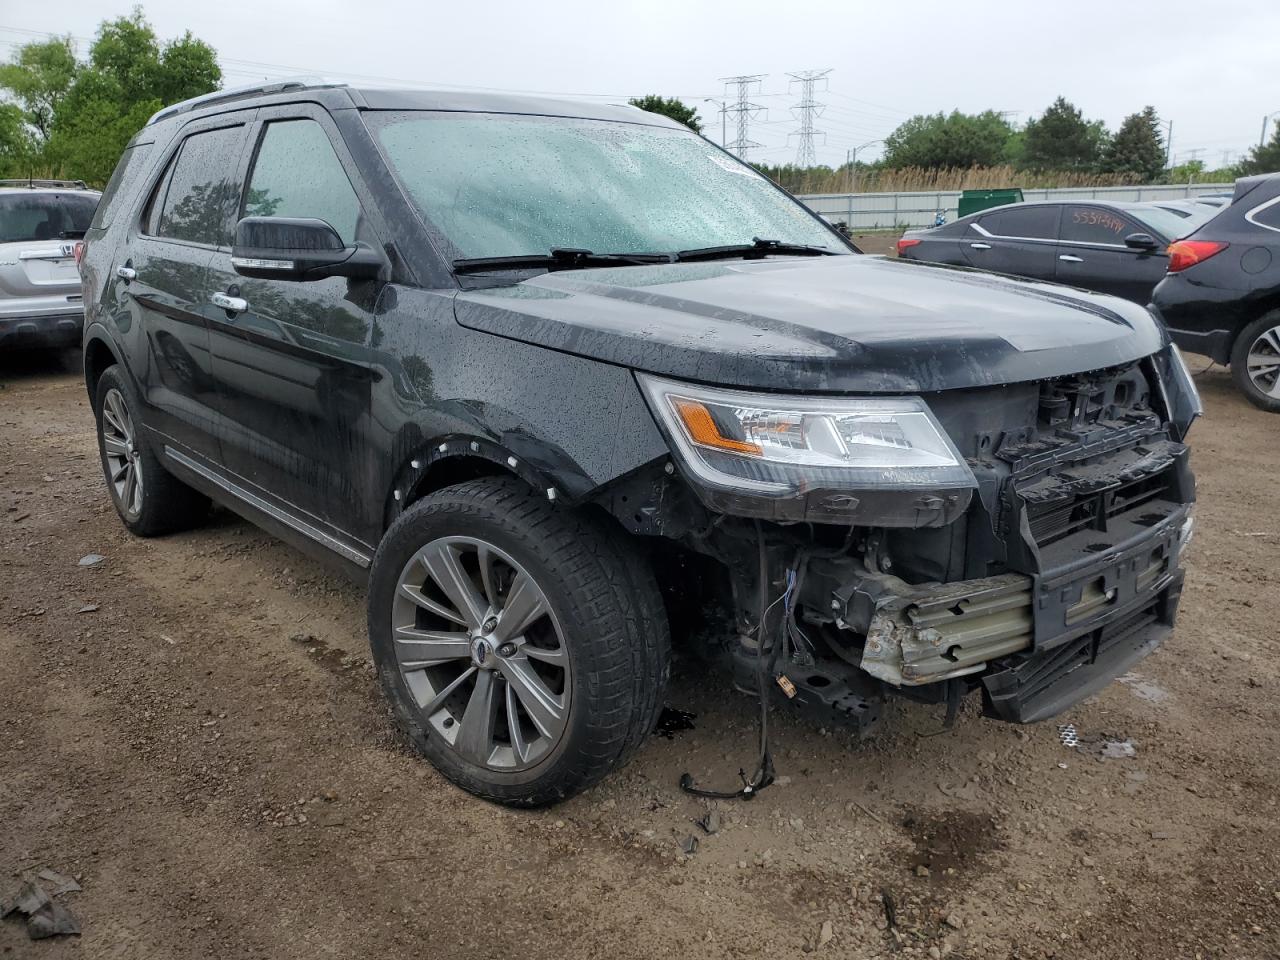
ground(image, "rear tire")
xmin=367 ymin=477 xmax=670 ymax=807
xmin=94 ymin=364 xmax=209 ymax=536
xmin=1230 ymin=312 xmax=1280 ymax=413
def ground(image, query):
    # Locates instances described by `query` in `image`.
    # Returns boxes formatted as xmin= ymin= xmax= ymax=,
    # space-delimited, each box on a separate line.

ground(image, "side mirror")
xmin=231 ymin=216 xmax=383 ymax=281
xmin=1124 ymin=232 xmax=1160 ymax=252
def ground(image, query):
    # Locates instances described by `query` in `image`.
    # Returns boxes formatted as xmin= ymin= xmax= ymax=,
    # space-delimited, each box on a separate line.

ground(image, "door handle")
xmin=969 ymin=242 xmax=991 ymax=250
xmin=1059 ymin=254 xmax=1084 ymax=263
xmin=116 ymin=266 xmax=137 ymax=282
xmin=210 ymin=292 xmax=248 ymax=314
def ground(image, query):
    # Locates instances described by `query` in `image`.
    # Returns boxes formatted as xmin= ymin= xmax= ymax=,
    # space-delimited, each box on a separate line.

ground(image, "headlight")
xmin=638 ymin=374 xmax=975 ymax=523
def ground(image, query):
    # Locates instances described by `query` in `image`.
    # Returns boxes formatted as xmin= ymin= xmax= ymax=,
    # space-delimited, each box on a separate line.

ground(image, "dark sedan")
xmin=1152 ymin=173 xmax=1280 ymax=411
xmin=897 ymin=200 xmax=1210 ymax=303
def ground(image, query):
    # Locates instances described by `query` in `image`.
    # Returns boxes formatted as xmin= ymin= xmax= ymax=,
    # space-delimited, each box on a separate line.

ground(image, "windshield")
xmin=369 ymin=111 xmax=844 ymax=261
xmin=0 ymin=192 xmax=98 ymax=244
xmin=1125 ymin=203 xmax=1212 ymax=240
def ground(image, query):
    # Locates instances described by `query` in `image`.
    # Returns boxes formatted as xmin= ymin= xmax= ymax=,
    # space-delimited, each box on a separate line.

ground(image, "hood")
xmin=453 ymin=255 xmax=1167 ymax=393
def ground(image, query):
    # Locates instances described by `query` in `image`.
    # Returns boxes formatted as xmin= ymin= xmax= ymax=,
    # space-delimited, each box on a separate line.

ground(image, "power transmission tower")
xmin=720 ymin=75 xmax=766 ymax=160
xmin=787 ymin=69 xmax=831 ymax=167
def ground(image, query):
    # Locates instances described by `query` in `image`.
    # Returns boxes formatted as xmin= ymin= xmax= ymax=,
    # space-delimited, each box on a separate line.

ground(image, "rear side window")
xmin=976 ymin=205 xmax=1058 ymax=240
xmin=154 ymin=125 xmax=245 ymax=246
xmin=1249 ymin=198 xmax=1280 ymax=231
xmin=1061 ymin=206 xmax=1138 ymax=245
xmin=243 ymin=119 xmax=360 ymax=244
xmin=91 ymin=143 xmax=153 ymax=230
xmin=0 ymin=192 xmax=99 ymax=243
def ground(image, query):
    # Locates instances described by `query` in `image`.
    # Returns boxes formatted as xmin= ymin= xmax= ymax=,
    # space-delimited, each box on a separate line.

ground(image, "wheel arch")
xmin=83 ymin=325 xmax=122 ymax=409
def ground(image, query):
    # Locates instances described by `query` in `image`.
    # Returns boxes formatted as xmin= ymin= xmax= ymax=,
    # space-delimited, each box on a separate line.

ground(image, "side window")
xmin=243 ymin=119 xmax=361 ymax=244
xmin=1250 ymin=199 xmax=1280 ymax=232
xmin=154 ymin=125 xmax=245 ymax=246
xmin=1061 ymin=206 xmax=1137 ymax=246
xmin=975 ymin=205 xmax=1058 ymax=240
xmin=92 ymin=143 xmax=152 ymax=230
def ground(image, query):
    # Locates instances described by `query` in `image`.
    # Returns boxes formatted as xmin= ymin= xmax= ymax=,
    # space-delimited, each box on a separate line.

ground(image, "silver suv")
xmin=1 ymin=180 xmax=100 ymax=350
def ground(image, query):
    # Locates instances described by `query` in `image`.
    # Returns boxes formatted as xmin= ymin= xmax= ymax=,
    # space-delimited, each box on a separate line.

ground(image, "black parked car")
xmin=897 ymin=199 xmax=1210 ymax=303
xmin=1152 ymin=173 xmax=1280 ymax=411
xmin=80 ymin=81 xmax=1200 ymax=806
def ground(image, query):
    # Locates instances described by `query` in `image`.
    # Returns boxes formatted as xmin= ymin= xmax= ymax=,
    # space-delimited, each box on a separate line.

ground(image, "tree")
xmin=882 ymin=110 xmax=1015 ymax=169
xmin=1238 ymin=126 xmax=1280 ymax=177
xmin=627 ymin=95 xmax=702 ymax=134
xmin=0 ymin=102 xmax=37 ymax=177
xmin=0 ymin=37 xmax=79 ymax=143
xmin=1101 ymin=106 xmax=1166 ymax=182
xmin=0 ymin=7 xmax=221 ymax=185
xmin=1021 ymin=97 xmax=1106 ymax=171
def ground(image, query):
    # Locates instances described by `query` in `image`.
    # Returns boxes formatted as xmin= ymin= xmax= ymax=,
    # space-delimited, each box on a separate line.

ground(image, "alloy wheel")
xmin=1246 ymin=324 xmax=1280 ymax=399
xmin=391 ymin=536 xmax=571 ymax=770
xmin=101 ymin=387 xmax=143 ymax=518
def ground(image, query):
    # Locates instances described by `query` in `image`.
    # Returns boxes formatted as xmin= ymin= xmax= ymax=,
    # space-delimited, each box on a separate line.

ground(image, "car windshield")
xmin=369 ymin=111 xmax=844 ymax=262
xmin=0 ymin=192 xmax=98 ymax=243
xmin=1125 ymin=203 xmax=1212 ymax=240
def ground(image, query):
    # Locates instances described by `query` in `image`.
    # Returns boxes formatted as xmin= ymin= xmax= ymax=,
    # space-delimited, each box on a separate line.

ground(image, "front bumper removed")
xmin=823 ymin=499 xmax=1190 ymax=724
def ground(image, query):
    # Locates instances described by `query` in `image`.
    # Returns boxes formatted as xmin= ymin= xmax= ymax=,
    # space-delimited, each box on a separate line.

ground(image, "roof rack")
xmin=147 ymin=77 xmax=348 ymax=126
xmin=0 ymin=178 xmax=90 ymax=189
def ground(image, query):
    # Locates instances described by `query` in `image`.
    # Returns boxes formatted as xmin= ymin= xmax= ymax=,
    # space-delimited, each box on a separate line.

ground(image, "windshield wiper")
xmin=675 ymin=236 xmax=836 ymax=263
xmin=452 ymin=247 xmax=673 ymax=274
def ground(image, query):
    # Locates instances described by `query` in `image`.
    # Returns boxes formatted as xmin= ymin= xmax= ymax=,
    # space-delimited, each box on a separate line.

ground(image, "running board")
xmin=162 ymin=445 xmax=372 ymax=568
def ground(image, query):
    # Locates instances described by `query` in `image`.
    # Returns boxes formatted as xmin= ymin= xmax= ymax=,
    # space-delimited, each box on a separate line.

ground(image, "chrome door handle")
xmin=1059 ymin=254 xmax=1084 ymax=263
xmin=116 ymin=266 xmax=137 ymax=281
xmin=210 ymin=292 xmax=248 ymax=314
xmin=969 ymin=242 xmax=991 ymax=250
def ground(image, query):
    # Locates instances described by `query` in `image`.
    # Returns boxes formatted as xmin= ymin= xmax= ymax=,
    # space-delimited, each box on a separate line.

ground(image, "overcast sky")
xmin=1 ymin=0 xmax=1274 ymax=172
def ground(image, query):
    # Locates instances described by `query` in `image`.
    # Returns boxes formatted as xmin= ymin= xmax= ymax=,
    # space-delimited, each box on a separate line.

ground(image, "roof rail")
xmin=0 ymin=178 xmax=89 ymax=190
xmin=147 ymin=77 xmax=348 ymax=126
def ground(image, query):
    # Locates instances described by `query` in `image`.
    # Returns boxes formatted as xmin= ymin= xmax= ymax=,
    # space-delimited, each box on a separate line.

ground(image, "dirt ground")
xmin=2 ymin=347 xmax=1278 ymax=960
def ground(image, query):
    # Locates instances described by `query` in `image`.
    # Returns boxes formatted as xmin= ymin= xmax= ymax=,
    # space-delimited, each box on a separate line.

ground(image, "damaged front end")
xmin=614 ymin=346 xmax=1198 ymax=733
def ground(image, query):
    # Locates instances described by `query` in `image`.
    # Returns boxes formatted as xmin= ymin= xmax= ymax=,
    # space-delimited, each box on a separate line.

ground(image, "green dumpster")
xmin=958 ymin=188 xmax=1025 ymax=218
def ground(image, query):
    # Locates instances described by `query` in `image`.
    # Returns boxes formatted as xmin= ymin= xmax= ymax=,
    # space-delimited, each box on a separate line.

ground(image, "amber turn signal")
xmin=671 ymin=398 xmax=762 ymax=456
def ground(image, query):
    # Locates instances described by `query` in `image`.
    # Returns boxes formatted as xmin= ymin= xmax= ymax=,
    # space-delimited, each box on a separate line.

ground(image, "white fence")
xmin=798 ymin=183 xmax=1235 ymax=231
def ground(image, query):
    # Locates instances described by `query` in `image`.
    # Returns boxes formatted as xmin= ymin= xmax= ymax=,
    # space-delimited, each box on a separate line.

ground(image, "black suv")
xmin=80 ymin=81 xmax=1201 ymax=806
xmin=1152 ymin=173 xmax=1280 ymax=411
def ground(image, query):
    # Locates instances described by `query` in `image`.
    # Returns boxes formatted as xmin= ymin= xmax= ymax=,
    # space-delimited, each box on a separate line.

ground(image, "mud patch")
xmin=290 ymin=632 xmax=369 ymax=681
xmin=899 ymin=808 xmax=1002 ymax=882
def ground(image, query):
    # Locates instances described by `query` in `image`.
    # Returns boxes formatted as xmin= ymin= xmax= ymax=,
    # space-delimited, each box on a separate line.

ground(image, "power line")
xmin=720 ymin=74 xmax=767 ymax=160
xmin=787 ymin=69 xmax=831 ymax=167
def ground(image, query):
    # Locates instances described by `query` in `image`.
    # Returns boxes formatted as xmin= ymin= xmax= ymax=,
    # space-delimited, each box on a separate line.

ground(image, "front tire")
xmin=94 ymin=364 xmax=209 ymax=536
xmin=367 ymin=477 xmax=670 ymax=806
xmin=1230 ymin=312 xmax=1280 ymax=413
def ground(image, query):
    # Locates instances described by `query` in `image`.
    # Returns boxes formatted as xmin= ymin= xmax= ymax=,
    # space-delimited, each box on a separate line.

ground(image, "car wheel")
xmin=1231 ymin=312 xmax=1280 ymax=413
xmin=367 ymin=477 xmax=670 ymax=807
xmin=94 ymin=364 xmax=209 ymax=535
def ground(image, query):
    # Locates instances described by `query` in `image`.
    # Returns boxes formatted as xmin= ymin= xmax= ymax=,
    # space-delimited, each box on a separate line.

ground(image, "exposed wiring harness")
xmin=679 ymin=520 xmax=777 ymax=800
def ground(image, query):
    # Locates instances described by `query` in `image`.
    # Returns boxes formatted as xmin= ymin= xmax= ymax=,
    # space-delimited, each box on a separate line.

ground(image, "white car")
xmin=0 ymin=180 xmax=100 ymax=350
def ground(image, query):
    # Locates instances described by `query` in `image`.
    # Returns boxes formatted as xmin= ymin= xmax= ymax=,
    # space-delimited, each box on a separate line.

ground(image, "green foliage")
xmin=0 ymin=6 xmax=221 ymax=185
xmin=1237 ymin=126 xmax=1280 ymax=177
xmin=883 ymin=110 xmax=1016 ymax=169
xmin=1101 ymin=106 xmax=1166 ymax=182
xmin=627 ymin=95 xmax=702 ymax=134
xmin=1022 ymin=97 xmax=1106 ymax=171
xmin=0 ymin=102 xmax=37 ymax=177
xmin=0 ymin=37 xmax=79 ymax=142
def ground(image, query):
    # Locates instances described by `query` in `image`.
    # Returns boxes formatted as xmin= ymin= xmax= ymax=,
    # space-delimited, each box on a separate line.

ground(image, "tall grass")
xmin=775 ymin=165 xmax=1136 ymax=196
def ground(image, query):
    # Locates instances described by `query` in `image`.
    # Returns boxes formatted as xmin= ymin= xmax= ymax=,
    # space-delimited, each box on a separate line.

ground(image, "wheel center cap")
xmin=470 ymin=636 xmax=494 ymax=669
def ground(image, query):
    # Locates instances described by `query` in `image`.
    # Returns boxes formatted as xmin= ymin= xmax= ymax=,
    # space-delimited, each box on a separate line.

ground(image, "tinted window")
xmin=976 ymin=205 xmax=1058 ymax=240
xmin=1061 ymin=206 xmax=1139 ymax=245
xmin=244 ymin=119 xmax=361 ymax=244
xmin=1121 ymin=204 xmax=1204 ymax=240
xmin=0 ymin=192 xmax=99 ymax=243
xmin=156 ymin=125 xmax=245 ymax=246
xmin=1253 ymin=200 xmax=1280 ymax=230
xmin=91 ymin=143 xmax=152 ymax=230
